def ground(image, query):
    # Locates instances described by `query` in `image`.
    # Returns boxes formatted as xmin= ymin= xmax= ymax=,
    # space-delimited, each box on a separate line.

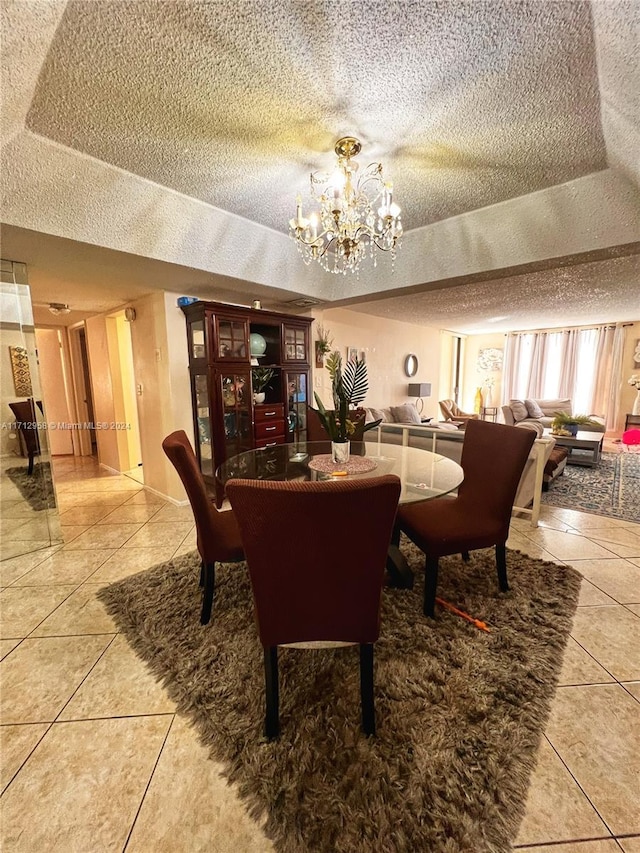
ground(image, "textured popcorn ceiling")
xmin=28 ymin=0 xmax=606 ymax=233
xmin=2 ymin=0 xmax=639 ymax=330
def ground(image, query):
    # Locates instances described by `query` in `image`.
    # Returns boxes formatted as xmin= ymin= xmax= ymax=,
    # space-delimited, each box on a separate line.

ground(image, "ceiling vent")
xmin=284 ymin=297 xmax=325 ymax=308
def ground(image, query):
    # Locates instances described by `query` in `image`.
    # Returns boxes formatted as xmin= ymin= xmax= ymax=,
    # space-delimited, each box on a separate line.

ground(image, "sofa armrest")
xmin=502 ymin=405 xmax=515 ymax=426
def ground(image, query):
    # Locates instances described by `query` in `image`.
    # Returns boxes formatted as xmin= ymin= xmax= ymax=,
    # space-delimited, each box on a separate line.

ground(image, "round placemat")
xmin=308 ymin=455 xmax=378 ymax=474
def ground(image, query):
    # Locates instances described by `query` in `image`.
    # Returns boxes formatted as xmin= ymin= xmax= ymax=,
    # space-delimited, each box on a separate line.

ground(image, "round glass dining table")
xmin=216 ymin=440 xmax=464 ymax=588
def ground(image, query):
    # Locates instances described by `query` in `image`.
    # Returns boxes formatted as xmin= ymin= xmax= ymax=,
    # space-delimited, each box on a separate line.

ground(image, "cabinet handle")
xmin=265 ymin=426 xmax=276 ymax=431
xmin=264 ymin=441 xmax=277 ymax=447
xmin=264 ymin=411 xmax=277 ymax=417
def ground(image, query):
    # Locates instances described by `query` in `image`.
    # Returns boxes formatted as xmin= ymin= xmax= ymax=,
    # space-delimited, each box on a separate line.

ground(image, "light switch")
xmin=136 ymin=384 xmax=143 ymax=395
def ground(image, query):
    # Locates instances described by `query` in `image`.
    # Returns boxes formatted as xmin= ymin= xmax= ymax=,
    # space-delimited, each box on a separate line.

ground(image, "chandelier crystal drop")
xmin=289 ymin=137 xmax=403 ymax=275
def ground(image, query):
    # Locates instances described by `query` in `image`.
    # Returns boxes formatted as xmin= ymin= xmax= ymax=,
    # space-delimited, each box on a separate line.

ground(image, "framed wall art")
xmin=9 ymin=346 xmax=32 ymax=396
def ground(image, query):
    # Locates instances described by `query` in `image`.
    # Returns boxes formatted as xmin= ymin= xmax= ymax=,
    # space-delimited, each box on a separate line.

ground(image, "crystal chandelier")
xmin=289 ymin=137 xmax=403 ymax=275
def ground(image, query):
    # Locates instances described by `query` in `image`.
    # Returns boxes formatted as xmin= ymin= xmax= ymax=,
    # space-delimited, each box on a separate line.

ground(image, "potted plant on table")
xmin=314 ymin=351 xmax=380 ymax=463
xmin=551 ymin=411 xmax=600 ymax=437
xmin=251 ymin=367 xmax=275 ymax=404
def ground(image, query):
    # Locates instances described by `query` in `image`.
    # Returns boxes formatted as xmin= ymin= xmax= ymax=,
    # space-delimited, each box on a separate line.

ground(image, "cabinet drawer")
xmin=254 ymin=404 xmax=284 ymax=422
xmin=255 ymin=435 xmax=286 ymax=449
xmin=255 ymin=418 xmax=285 ymax=440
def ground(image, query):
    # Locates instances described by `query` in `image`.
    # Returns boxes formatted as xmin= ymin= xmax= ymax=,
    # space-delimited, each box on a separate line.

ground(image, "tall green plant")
xmin=314 ymin=351 xmax=379 ymax=441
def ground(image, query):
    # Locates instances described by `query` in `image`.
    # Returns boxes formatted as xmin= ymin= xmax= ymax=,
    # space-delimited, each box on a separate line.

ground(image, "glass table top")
xmin=216 ymin=440 xmax=463 ymax=505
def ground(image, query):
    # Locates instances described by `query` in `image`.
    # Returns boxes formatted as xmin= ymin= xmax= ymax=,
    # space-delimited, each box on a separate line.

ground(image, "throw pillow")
xmin=509 ymin=399 xmax=529 ymax=423
xmin=390 ymin=404 xmax=422 ymax=424
xmin=524 ymin=398 xmax=544 ymax=419
xmin=368 ymin=407 xmax=390 ymax=423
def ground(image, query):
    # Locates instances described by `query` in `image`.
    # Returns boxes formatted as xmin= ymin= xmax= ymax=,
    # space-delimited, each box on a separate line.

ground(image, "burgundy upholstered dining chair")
xmin=226 ymin=474 xmax=401 ymax=739
xmin=162 ymin=430 xmax=244 ymax=625
xmin=396 ymin=419 xmax=536 ymax=618
xmin=8 ymin=400 xmax=41 ymax=475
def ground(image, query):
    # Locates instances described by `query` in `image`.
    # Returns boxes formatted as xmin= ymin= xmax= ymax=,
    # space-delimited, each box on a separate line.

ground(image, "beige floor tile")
xmin=31 ymin=584 xmax=117 ymax=637
xmin=627 ymin=604 xmax=640 ymax=617
xmin=59 ymin=504 xmax=115 ymax=525
xmin=10 ymin=549 xmax=115 ymax=586
xmin=173 ymin=538 xmax=199 ymax=559
xmin=515 ymin=738 xmax=608 ymax=845
xmin=0 ymin=635 xmax=112 ymax=724
xmin=0 ymin=585 xmax=76 ymax=638
xmin=524 ymin=528 xmax=622 ymax=561
xmin=587 ymin=537 xmax=640 ymax=559
xmin=0 ymin=723 xmax=49 ymax=791
xmin=629 ymin=557 xmax=640 ymax=567
xmin=123 ymin=490 xmax=167 ymax=506
xmin=517 ymin=842 xmax=620 ymax=853
xmin=506 ymin=534 xmax=561 ymax=563
xmin=59 ymin=635 xmax=175 ymax=720
xmin=62 ymin=523 xmax=143 ymax=550
xmin=1 ymin=539 xmax=61 ymax=561
xmin=545 ymin=684 xmax=640 ymax=835
xmin=584 ymin=526 xmax=640 ymax=547
xmin=569 ymin=558 xmax=640 ymax=604
xmin=60 ymin=478 xmax=141 ymax=494
xmin=90 ymin=546 xmax=176 ymax=583
xmin=123 ymin=521 xmax=193 ymax=550
xmin=0 ymin=715 xmax=171 ymax=852
xmin=570 ymin=606 xmax=640 ymax=681
xmin=624 ymin=681 xmax=640 ymax=701
xmin=98 ymin=503 xmax=163 ymax=524
xmin=126 ymin=714 xmax=272 ymax=853
xmin=558 ymin=638 xmax=615 ymax=686
xmin=0 ymin=638 xmax=21 ymax=660
xmin=619 ymin=836 xmax=640 ymax=852
xmin=148 ymin=503 xmax=194 ymax=524
xmin=578 ymin=579 xmax=616 ymax=606
xmin=1 ymin=500 xmax=40 ymax=519
xmin=0 ymin=547 xmax=62 ymax=586
xmin=60 ymin=524 xmax=92 ymax=542
xmin=542 ymin=507 xmax=636 ymax=532
xmin=55 ymin=491 xmax=132 ymax=510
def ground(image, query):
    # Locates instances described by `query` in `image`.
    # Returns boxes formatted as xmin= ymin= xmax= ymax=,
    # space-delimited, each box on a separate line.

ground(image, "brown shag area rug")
xmin=98 ymin=542 xmax=581 ymax=853
xmin=5 ymin=461 xmax=56 ymax=511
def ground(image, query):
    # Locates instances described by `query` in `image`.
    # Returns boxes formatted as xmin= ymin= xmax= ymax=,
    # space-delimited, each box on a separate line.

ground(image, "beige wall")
xmin=128 ymin=292 xmax=193 ymax=501
xmin=462 ymin=332 xmax=505 ymax=415
xmin=620 ymin=321 xmax=640 ymax=430
xmin=34 ymin=327 xmax=74 ymax=455
xmin=313 ymin=308 xmax=442 ymax=421
xmin=85 ymin=314 xmax=121 ymax=470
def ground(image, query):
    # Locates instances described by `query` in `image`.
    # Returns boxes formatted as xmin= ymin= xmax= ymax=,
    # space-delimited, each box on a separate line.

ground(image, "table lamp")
xmin=408 ymin=382 xmax=431 ymax=415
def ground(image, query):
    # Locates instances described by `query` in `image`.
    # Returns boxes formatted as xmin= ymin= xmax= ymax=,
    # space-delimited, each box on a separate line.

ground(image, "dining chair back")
xmin=8 ymin=400 xmax=41 ymax=475
xmin=396 ymin=419 xmax=535 ymax=617
xmin=226 ymin=474 xmax=401 ymax=739
xmin=162 ymin=430 xmax=244 ymax=624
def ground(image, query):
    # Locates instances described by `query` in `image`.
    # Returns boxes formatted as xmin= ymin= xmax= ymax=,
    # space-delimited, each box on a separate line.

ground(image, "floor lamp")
xmin=408 ymin=383 xmax=431 ymax=415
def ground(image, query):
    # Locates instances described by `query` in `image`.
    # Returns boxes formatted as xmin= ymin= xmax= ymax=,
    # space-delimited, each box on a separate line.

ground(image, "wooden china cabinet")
xmin=181 ymin=300 xmax=313 ymax=504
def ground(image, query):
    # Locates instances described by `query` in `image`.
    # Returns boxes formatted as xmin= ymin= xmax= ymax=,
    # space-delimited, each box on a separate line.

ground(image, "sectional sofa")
xmin=501 ymin=398 xmax=606 ymax=431
xmin=363 ymin=405 xmax=555 ymax=526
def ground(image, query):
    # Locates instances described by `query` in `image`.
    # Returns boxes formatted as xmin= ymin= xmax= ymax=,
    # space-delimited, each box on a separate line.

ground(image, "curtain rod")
xmin=504 ymin=322 xmax=633 ymax=336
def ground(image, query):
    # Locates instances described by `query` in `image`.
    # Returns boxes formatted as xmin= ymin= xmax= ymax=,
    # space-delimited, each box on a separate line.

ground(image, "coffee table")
xmin=543 ymin=429 xmax=605 ymax=467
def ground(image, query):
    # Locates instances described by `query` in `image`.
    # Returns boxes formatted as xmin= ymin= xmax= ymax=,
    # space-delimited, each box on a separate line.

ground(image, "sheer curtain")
xmin=501 ymin=324 xmax=619 ymax=422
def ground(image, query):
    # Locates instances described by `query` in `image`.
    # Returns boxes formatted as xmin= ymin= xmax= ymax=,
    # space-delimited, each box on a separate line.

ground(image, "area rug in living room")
xmin=98 ymin=543 xmax=581 ymax=853
xmin=541 ymin=450 xmax=640 ymax=522
xmin=5 ymin=461 xmax=56 ymax=511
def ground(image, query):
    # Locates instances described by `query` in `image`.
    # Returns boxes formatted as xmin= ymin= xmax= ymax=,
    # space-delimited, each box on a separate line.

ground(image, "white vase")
xmin=331 ymin=441 xmax=350 ymax=465
xmin=482 ymin=386 xmax=492 ymax=407
xmin=633 ymin=389 xmax=640 ymax=416
xmin=253 ymin=392 xmax=265 ymax=404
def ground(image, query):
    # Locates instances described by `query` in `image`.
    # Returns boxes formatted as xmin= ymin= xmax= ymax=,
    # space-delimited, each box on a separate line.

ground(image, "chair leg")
xmin=461 ymin=551 xmax=470 ymax=562
xmin=199 ymin=560 xmax=204 ymax=588
xmin=264 ymin=646 xmax=279 ymax=740
xmin=423 ymin=556 xmax=439 ymax=617
xmin=390 ymin=520 xmax=401 ymax=547
xmin=27 ymin=452 xmax=34 ymax=476
xmin=200 ymin=561 xmax=216 ymax=625
xmin=359 ymin=643 xmax=375 ymax=736
xmin=496 ymin=543 xmax=509 ymax=592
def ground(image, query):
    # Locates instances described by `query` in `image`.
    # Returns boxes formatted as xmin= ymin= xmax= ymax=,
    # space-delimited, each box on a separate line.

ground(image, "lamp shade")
xmin=408 ymin=383 xmax=431 ymax=398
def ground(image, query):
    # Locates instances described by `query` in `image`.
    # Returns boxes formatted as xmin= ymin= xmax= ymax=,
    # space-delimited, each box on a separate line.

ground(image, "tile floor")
xmin=0 ymin=454 xmax=638 ymax=852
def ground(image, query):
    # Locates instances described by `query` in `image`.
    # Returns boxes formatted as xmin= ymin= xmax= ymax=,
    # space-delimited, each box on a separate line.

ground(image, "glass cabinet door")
xmin=193 ymin=374 xmax=213 ymax=477
xmin=283 ymin=323 xmax=308 ymax=363
xmin=285 ymin=370 xmax=308 ymax=441
xmin=190 ymin=319 xmax=207 ymax=361
xmin=216 ymin=316 xmax=248 ymax=360
xmin=219 ymin=369 xmax=252 ymax=458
